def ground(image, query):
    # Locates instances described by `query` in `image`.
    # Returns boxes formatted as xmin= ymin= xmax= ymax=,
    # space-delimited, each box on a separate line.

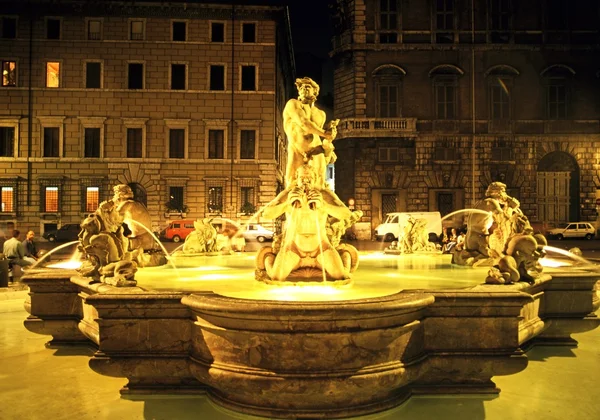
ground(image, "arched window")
xmin=429 ymin=64 xmax=464 ymax=120
xmin=372 ymin=65 xmax=406 ymax=118
xmin=541 ymin=65 xmax=575 ymax=119
xmin=485 ymin=65 xmax=519 ymax=121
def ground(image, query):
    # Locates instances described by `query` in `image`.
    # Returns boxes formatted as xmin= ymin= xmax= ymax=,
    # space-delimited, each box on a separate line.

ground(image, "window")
xmin=241 ymin=65 xmax=256 ymax=91
xmin=377 ymin=139 xmax=416 ymax=166
xmin=85 ymin=186 xmax=99 ymax=213
xmin=169 ymin=128 xmax=185 ymax=158
xmin=490 ymin=78 xmax=510 ymax=119
xmin=240 ymin=187 xmax=255 ymax=212
xmin=434 ymin=139 xmax=459 ymax=161
xmin=46 ymin=62 xmax=60 ymax=88
xmin=208 ymin=129 xmax=224 ymax=159
xmin=541 ymin=65 xmax=573 ymax=119
xmin=211 ymin=22 xmax=224 ymax=42
xmin=1 ymin=61 xmax=16 ymax=87
xmin=547 ymin=80 xmax=566 ymax=119
xmin=2 ymin=17 xmax=17 ymax=38
xmin=43 ymin=127 xmax=59 ymax=157
xmin=130 ymin=20 xmax=144 ymax=40
xmin=171 ymin=64 xmax=186 ymax=90
xmin=242 ymin=23 xmax=256 ymax=42
xmin=44 ymin=186 xmax=59 ymax=212
xmin=1 ymin=186 xmax=14 ymax=212
xmin=87 ymin=19 xmax=102 ymax=40
xmin=208 ymin=186 xmax=223 ymax=213
xmin=491 ymin=138 xmax=514 ymax=161
xmin=210 ymin=65 xmax=225 ymax=90
xmin=127 ymin=128 xmax=143 ymax=158
xmin=379 ymin=146 xmax=399 ymax=162
xmin=372 ymin=65 xmax=405 ymax=118
xmin=240 ymin=129 xmax=256 ymax=159
xmin=85 ymin=62 xmax=101 ymax=88
xmin=435 ymin=0 xmax=454 ymax=43
xmin=490 ymin=0 xmax=510 ymax=42
xmin=168 ymin=186 xmax=185 ymax=212
xmin=128 ymin=63 xmax=144 ymax=89
xmin=47 ymin=18 xmax=60 ymax=39
xmin=172 ymin=21 xmax=186 ymax=41
xmin=435 ymin=78 xmax=456 ymax=119
xmin=84 ymin=128 xmax=101 ymax=158
xmin=0 ymin=127 xmax=15 ymax=157
xmin=380 ymin=0 xmax=398 ymax=30
xmin=547 ymin=0 xmax=568 ymax=30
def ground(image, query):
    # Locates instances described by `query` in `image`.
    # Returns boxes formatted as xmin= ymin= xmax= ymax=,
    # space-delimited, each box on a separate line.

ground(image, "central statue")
xmin=255 ymin=77 xmax=361 ymax=283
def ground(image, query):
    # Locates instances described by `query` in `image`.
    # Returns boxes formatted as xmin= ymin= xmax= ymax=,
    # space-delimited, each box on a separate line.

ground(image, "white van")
xmin=374 ymin=212 xmax=443 ymax=242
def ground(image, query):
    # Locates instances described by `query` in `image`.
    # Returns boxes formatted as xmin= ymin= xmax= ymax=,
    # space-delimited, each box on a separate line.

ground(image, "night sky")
xmin=288 ymin=0 xmax=334 ymax=104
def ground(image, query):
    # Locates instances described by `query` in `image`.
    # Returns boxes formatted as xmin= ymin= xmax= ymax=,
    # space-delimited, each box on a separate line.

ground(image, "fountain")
xmin=19 ymin=78 xmax=600 ymax=419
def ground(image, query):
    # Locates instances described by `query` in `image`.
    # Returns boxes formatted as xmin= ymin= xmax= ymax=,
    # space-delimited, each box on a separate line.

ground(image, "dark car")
xmin=42 ymin=223 xmax=81 ymax=242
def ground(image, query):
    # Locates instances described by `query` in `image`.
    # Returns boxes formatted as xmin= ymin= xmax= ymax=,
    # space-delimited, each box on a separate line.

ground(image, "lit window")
xmin=85 ymin=187 xmax=99 ymax=212
xmin=2 ymin=60 xmax=16 ymax=87
xmin=46 ymin=62 xmax=60 ymax=88
xmin=130 ymin=20 xmax=144 ymax=40
xmin=45 ymin=186 xmax=59 ymax=212
xmin=88 ymin=20 xmax=101 ymax=40
xmin=1 ymin=187 xmax=13 ymax=212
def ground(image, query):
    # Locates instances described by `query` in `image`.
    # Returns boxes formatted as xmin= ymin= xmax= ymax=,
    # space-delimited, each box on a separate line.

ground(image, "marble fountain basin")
xmin=21 ymin=252 xmax=600 ymax=419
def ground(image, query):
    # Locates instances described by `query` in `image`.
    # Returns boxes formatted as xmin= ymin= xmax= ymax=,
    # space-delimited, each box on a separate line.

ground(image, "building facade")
xmin=330 ymin=0 xmax=600 ymax=238
xmin=0 ymin=0 xmax=294 ymax=236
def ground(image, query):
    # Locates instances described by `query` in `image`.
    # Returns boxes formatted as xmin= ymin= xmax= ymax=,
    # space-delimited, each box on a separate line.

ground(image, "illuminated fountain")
xmin=20 ymin=79 xmax=600 ymax=419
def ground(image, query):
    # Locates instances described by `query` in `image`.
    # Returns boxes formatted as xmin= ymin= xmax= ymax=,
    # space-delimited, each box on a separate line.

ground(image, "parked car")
xmin=546 ymin=222 xmax=596 ymax=240
xmin=42 ymin=224 xmax=81 ymax=242
xmin=242 ymin=224 xmax=274 ymax=243
xmin=158 ymin=219 xmax=195 ymax=243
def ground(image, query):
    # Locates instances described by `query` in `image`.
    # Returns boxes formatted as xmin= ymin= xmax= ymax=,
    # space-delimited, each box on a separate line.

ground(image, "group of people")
xmin=441 ymin=227 xmax=465 ymax=254
xmin=2 ymin=229 xmax=39 ymax=270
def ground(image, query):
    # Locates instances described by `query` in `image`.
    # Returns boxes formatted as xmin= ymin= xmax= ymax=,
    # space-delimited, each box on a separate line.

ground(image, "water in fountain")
xmin=32 ymin=240 xmax=82 ymax=270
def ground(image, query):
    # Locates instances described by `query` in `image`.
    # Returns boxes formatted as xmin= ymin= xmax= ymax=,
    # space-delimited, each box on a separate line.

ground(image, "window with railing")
xmin=43 ymin=186 xmax=59 ymax=213
xmin=208 ymin=186 xmax=223 ymax=213
xmin=1 ymin=186 xmax=14 ymax=212
xmin=240 ymin=186 xmax=255 ymax=214
xmin=85 ymin=186 xmax=99 ymax=213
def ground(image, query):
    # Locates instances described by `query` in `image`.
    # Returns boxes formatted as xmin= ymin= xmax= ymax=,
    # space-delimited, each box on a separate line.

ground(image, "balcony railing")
xmin=336 ymin=118 xmax=417 ymax=139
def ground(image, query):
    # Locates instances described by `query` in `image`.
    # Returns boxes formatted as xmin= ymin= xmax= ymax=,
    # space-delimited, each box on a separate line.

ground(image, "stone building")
xmin=330 ymin=0 xmax=600 ymax=238
xmin=0 ymin=0 xmax=294 ymax=236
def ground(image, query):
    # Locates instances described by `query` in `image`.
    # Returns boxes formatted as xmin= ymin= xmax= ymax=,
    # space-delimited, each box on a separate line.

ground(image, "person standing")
xmin=22 ymin=230 xmax=38 ymax=264
xmin=3 ymin=230 xmax=32 ymax=268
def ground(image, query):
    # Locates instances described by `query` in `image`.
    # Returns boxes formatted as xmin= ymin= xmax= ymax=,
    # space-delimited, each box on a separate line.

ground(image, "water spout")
xmin=31 ymin=240 xmax=81 ymax=269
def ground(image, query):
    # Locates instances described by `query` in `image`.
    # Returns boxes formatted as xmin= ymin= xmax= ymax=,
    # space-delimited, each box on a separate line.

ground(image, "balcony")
xmin=336 ymin=118 xmax=417 ymax=139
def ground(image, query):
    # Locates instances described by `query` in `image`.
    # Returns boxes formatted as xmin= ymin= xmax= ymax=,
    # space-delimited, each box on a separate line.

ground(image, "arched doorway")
xmin=128 ymin=182 xmax=147 ymax=206
xmin=537 ymin=151 xmax=579 ymax=223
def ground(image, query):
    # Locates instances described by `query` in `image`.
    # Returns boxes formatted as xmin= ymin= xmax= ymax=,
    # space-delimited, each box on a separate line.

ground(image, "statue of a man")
xmin=283 ymin=77 xmax=338 ymax=188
